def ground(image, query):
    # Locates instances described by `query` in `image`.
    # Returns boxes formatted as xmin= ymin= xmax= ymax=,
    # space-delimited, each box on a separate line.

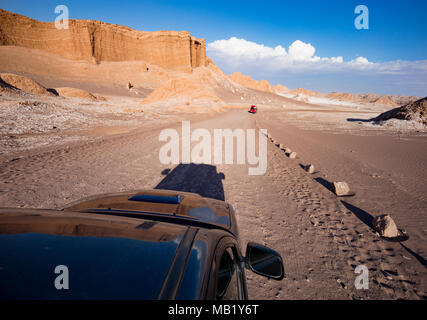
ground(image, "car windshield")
xmin=0 ymin=232 xmax=182 ymax=299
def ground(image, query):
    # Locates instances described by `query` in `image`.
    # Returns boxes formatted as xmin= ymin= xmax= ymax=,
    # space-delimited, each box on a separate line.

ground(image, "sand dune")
xmin=0 ymin=73 xmax=54 ymax=96
xmin=141 ymin=76 xmax=223 ymax=106
xmin=228 ymin=72 xmax=273 ymax=93
xmin=54 ymin=87 xmax=106 ymax=101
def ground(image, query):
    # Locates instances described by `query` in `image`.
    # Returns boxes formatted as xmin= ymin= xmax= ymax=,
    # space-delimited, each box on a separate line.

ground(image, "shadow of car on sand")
xmin=155 ymin=163 xmax=226 ymax=201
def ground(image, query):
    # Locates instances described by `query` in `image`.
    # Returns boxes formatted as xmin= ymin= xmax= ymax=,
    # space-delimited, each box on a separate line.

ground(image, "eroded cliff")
xmin=0 ymin=9 xmax=207 ymax=72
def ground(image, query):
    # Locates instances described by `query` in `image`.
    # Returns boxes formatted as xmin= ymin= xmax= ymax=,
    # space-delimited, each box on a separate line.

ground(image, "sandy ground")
xmin=254 ymin=109 xmax=427 ymax=299
xmin=1 ymin=84 xmax=426 ymax=299
xmin=0 ymin=45 xmax=425 ymax=299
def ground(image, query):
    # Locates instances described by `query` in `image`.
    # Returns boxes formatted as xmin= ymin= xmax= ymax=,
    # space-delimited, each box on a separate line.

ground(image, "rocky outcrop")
xmin=0 ymin=9 xmax=206 ymax=72
xmin=228 ymin=72 xmax=272 ymax=93
xmin=375 ymin=97 xmax=427 ymax=125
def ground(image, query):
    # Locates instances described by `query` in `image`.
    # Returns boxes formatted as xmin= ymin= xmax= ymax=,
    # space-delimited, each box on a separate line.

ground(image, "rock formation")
xmin=228 ymin=72 xmax=272 ymax=93
xmin=305 ymin=164 xmax=315 ymax=174
xmin=372 ymin=215 xmax=400 ymax=238
xmin=288 ymin=152 xmax=297 ymax=159
xmin=273 ymin=84 xmax=290 ymax=93
xmin=0 ymin=9 xmax=207 ymax=72
xmin=332 ymin=182 xmax=350 ymax=196
xmin=374 ymin=97 xmax=427 ymax=125
xmin=289 ymin=87 xmax=319 ymax=97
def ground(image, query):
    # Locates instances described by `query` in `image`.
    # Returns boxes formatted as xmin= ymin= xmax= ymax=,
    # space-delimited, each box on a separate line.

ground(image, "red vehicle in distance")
xmin=249 ymin=105 xmax=257 ymax=114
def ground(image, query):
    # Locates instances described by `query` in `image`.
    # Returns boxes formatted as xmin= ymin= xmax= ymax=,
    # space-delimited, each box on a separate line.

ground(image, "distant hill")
xmin=228 ymin=72 xmax=273 ymax=93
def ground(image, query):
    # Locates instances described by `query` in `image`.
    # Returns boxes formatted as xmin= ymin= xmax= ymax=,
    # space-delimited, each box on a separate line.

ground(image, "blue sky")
xmin=1 ymin=0 xmax=426 ymax=96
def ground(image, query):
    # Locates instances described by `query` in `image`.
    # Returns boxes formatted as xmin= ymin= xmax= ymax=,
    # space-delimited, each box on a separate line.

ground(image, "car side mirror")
xmin=245 ymin=242 xmax=284 ymax=280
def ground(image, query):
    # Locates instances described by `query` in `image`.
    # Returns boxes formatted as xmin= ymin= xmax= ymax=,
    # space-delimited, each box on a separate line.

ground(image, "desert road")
xmin=0 ymin=110 xmax=426 ymax=300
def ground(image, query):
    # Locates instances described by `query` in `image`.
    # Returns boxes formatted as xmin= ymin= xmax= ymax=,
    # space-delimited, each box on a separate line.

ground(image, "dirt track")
xmin=0 ymin=109 xmax=426 ymax=299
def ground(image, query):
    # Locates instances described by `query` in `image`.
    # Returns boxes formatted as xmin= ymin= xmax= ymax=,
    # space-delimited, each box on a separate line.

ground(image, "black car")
xmin=0 ymin=189 xmax=284 ymax=300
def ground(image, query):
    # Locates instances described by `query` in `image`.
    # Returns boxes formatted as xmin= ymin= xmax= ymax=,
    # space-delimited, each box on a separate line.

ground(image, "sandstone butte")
xmin=0 ymin=8 xmax=206 ymax=72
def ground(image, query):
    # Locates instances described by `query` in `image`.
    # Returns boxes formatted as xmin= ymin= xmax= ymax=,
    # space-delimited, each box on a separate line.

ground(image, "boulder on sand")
xmin=288 ymin=152 xmax=297 ymax=159
xmin=332 ymin=182 xmax=350 ymax=196
xmin=306 ymin=164 xmax=315 ymax=174
xmin=372 ymin=215 xmax=400 ymax=238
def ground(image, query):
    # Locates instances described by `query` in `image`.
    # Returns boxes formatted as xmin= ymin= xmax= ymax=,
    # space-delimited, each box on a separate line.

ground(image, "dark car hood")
xmin=0 ymin=209 xmax=187 ymax=299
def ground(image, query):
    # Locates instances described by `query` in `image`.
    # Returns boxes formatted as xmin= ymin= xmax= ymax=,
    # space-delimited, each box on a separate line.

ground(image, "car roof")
xmin=61 ymin=189 xmax=237 ymax=236
xmin=0 ymin=208 xmax=230 ymax=299
xmin=0 ymin=208 xmax=189 ymax=299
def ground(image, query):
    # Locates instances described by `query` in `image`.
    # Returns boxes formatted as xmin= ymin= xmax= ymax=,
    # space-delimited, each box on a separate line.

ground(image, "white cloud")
xmin=331 ymin=56 xmax=343 ymax=63
xmin=288 ymin=40 xmax=316 ymax=61
xmin=352 ymin=56 xmax=371 ymax=65
xmin=208 ymin=37 xmax=286 ymax=60
xmin=207 ymin=37 xmax=427 ymax=75
xmin=208 ymin=37 xmax=353 ymax=71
